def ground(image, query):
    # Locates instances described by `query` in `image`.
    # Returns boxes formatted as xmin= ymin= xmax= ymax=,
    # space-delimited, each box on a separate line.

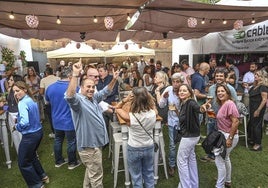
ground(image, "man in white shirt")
xmin=137 ymin=55 xmax=147 ymax=76
xmin=40 ymin=67 xmax=60 ymax=138
xmin=242 ymin=62 xmax=257 ymax=93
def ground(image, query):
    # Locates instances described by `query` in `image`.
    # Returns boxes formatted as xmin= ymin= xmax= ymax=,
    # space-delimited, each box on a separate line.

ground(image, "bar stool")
xmin=158 ymin=131 xmax=168 ymax=179
xmin=0 ymin=111 xmax=11 ymax=168
xmin=239 ymin=114 xmax=248 ymax=148
xmin=108 ymin=121 xmax=121 ymax=158
xmin=113 ymin=132 xmax=124 ymax=188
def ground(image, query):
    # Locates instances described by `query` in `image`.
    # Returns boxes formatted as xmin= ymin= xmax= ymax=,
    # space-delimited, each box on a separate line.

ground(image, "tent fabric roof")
xmin=105 ymin=40 xmax=155 ymax=57
xmin=0 ymin=0 xmax=268 ymax=41
xmin=47 ymin=40 xmax=155 ymax=58
xmin=47 ymin=41 xmax=105 ymax=58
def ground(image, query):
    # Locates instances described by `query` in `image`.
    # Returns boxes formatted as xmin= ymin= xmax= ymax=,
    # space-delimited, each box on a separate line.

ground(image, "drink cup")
xmin=207 ymin=109 xmax=216 ymax=119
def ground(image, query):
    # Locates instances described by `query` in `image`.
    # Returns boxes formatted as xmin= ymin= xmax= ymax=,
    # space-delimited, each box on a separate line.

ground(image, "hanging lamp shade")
xmin=233 ymin=20 xmax=243 ymax=30
xmin=25 ymin=15 xmax=39 ymax=28
xmin=104 ymin=17 xmax=114 ymax=30
xmin=187 ymin=17 xmax=197 ymax=28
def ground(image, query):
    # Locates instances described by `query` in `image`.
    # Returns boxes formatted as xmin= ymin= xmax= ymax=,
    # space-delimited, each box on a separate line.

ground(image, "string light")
xmin=127 ymin=13 xmax=131 ymax=21
xmin=93 ymin=16 xmax=98 ymax=23
xmin=56 ymin=15 xmax=61 ymax=24
xmin=9 ymin=11 xmax=15 ymax=19
xmin=201 ymin=18 xmax=205 ymax=24
xmin=3 ymin=10 xmax=263 ymax=29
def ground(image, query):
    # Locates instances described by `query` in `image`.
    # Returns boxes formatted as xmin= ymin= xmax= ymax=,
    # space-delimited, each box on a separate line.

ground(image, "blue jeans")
xmin=207 ymin=118 xmax=217 ymax=135
xmin=54 ymin=129 xmax=77 ymax=165
xmin=127 ymin=145 xmax=154 ymax=188
xmin=18 ymin=129 xmax=46 ymax=188
xmin=206 ymin=118 xmax=218 ymax=159
xmin=168 ymin=125 xmax=176 ymax=167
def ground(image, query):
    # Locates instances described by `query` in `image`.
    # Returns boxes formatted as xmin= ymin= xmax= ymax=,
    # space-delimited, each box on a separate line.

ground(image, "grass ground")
xmin=1 ymin=119 xmax=268 ymax=188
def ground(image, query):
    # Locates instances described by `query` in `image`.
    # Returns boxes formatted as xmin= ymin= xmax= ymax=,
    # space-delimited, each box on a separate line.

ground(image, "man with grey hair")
xmin=158 ymin=72 xmax=185 ymax=176
xmin=45 ymin=67 xmax=80 ymax=170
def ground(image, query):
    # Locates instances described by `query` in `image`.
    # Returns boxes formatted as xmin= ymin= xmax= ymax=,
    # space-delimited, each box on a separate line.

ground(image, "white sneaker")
xmin=55 ymin=160 xmax=68 ymax=168
xmin=68 ymin=161 xmax=81 ymax=170
xmin=48 ymin=133 xmax=55 ymax=138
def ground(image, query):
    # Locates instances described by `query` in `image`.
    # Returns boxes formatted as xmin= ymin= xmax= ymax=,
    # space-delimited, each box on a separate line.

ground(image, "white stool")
xmin=0 ymin=111 xmax=11 ymax=168
xmin=113 ymin=132 xmax=124 ymax=188
xmin=108 ymin=121 xmax=121 ymax=158
xmin=158 ymin=131 xmax=168 ymax=179
xmin=239 ymin=115 xmax=248 ymax=148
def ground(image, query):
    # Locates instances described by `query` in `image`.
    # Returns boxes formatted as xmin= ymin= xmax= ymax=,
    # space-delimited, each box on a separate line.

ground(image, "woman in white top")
xmin=116 ymin=87 xmax=157 ymax=188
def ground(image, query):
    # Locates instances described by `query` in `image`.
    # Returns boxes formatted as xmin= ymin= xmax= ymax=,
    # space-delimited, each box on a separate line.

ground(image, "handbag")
xmin=172 ymin=105 xmax=182 ymax=144
xmin=173 ymin=124 xmax=182 ymax=144
xmin=132 ymin=113 xmax=159 ymax=152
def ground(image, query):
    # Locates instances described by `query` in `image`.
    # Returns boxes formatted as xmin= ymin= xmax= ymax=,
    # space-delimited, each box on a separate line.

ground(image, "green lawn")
xmin=1 ymin=120 xmax=268 ymax=188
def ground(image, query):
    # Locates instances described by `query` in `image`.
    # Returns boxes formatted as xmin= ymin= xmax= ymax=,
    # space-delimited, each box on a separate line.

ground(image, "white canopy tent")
xmin=105 ymin=40 xmax=155 ymax=57
xmin=217 ymin=0 xmax=268 ymax=7
xmin=47 ymin=41 xmax=105 ymax=58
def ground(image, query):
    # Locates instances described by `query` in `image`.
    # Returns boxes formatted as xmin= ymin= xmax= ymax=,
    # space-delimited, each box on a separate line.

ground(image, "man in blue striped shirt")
xmin=65 ymin=59 xmax=119 ymax=188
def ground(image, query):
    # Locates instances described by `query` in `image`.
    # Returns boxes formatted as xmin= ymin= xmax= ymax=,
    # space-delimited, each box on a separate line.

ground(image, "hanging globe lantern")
xmin=233 ymin=20 xmax=243 ymax=30
xmin=25 ymin=15 xmax=39 ymax=28
xmin=154 ymin=41 xmax=159 ymax=48
xmin=92 ymin=44 xmax=96 ymax=50
xmin=62 ymin=41 xmax=66 ymax=48
xmin=104 ymin=17 xmax=114 ymax=30
xmin=187 ymin=17 xmax=197 ymax=28
xmin=124 ymin=44 xmax=128 ymax=50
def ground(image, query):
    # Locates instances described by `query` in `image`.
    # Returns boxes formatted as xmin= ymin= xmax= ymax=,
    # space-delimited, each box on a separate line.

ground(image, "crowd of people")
xmin=1 ymin=55 xmax=268 ymax=188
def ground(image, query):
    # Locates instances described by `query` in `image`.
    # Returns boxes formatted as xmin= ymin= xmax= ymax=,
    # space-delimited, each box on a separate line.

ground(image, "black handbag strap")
xmin=132 ymin=113 xmax=155 ymax=142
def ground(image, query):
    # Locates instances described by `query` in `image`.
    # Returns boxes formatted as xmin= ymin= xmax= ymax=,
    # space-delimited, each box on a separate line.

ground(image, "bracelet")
xmin=72 ymin=74 xmax=80 ymax=77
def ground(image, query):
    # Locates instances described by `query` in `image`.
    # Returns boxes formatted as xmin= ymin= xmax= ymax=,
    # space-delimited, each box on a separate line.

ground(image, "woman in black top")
xmin=7 ymin=74 xmax=23 ymax=154
xmin=131 ymin=70 xmax=143 ymax=88
xmin=248 ymin=69 xmax=268 ymax=151
xmin=177 ymin=84 xmax=209 ymax=188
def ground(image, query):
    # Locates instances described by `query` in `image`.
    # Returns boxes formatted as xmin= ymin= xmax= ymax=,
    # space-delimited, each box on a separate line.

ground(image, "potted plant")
xmin=20 ymin=50 xmax=28 ymax=68
xmin=0 ymin=46 xmax=16 ymax=72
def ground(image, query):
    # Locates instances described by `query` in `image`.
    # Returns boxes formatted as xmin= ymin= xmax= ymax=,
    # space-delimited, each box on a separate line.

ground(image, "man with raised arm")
xmin=65 ymin=59 xmax=119 ymax=188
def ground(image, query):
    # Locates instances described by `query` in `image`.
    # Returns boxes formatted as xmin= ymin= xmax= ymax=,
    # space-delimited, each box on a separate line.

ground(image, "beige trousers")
xmin=79 ymin=147 xmax=103 ymax=188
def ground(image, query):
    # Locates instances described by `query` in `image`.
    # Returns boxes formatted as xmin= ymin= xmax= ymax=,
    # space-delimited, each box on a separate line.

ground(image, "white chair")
xmin=108 ymin=121 xmax=121 ymax=158
xmin=158 ymin=131 xmax=168 ymax=179
xmin=112 ymin=132 xmax=124 ymax=188
xmin=239 ymin=114 xmax=248 ymax=148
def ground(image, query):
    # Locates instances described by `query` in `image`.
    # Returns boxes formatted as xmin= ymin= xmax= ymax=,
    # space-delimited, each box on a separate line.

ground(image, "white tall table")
xmin=0 ymin=110 xmax=11 ymax=168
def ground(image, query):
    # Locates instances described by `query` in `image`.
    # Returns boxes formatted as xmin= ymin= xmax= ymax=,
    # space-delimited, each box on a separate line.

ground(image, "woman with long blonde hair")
xmin=24 ymin=66 xmax=44 ymax=121
xmin=153 ymin=71 xmax=170 ymax=124
xmin=248 ymin=68 xmax=268 ymax=151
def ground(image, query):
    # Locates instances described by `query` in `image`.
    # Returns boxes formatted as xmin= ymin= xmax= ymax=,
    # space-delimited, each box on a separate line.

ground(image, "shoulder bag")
xmin=132 ymin=113 xmax=159 ymax=152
